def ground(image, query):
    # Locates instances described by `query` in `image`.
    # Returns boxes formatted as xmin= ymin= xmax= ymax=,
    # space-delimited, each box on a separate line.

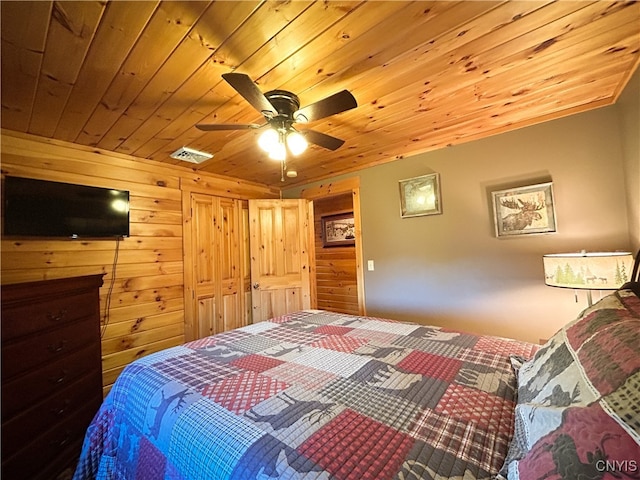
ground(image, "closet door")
xmin=190 ymin=194 xmax=218 ymax=340
xmin=217 ymin=196 xmax=242 ymax=333
xmin=184 ymin=193 xmax=244 ymax=341
xmin=240 ymin=200 xmax=252 ymax=326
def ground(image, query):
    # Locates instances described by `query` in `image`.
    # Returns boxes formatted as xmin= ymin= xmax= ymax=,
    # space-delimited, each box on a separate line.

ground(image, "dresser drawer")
xmin=1 ymin=399 xmax=99 ymax=480
xmin=1 ymin=291 xmax=98 ymax=341
xmin=1 ymin=344 xmax=101 ymax=421
xmin=2 ymin=371 xmax=102 ymax=460
xmin=2 ymin=314 xmax=99 ymax=381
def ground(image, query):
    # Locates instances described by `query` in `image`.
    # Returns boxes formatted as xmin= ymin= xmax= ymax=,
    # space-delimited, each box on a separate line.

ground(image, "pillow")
xmin=499 ymin=289 xmax=640 ymax=479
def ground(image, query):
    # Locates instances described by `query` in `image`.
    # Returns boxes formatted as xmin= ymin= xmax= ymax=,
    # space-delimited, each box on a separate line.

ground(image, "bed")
xmin=74 ymin=290 xmax=640 ymax=480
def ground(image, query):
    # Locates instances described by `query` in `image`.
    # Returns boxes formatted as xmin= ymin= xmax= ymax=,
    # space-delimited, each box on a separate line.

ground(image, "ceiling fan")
xmin=196 ymin=73 xmax=357 ymax=164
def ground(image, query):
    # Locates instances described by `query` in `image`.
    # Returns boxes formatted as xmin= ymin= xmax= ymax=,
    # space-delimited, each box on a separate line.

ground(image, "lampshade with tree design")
xmin=543 ymin=251 xmax=634 ymax=306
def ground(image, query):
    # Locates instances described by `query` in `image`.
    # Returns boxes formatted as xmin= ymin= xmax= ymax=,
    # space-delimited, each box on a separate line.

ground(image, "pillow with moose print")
xmin=499 ymin=289 xmax=640 ymax=479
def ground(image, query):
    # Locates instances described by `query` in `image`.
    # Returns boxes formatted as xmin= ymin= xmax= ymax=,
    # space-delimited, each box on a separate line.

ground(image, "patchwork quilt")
xmin=73 ymin=310 xmax=537 ymax=480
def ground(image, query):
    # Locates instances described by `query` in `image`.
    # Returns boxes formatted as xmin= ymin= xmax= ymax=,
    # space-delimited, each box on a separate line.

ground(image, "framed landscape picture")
xmin=321 ymin=212 xmax=355 ymax=247
xmin=399 ymin=173 xmax=442 ymax=218
xmin=491 ymin=182 xmax=557 ymax=237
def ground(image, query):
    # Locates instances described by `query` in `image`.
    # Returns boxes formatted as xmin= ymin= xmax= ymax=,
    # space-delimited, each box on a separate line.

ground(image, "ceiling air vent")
xmin=170 ymin=147 xmax=213 ymax=164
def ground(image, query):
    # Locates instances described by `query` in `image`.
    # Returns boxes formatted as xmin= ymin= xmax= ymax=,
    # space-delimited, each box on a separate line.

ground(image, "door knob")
xmin=253 ymin=283 xmax=260 ymax=290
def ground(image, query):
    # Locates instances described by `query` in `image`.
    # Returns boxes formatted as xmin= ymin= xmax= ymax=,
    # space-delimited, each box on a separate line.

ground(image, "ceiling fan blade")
xmin=196 ymin=123 xmax=262 ymax=131
xmin=302 ymin=130 xmax=345 ymax=151
xmin=222 ymin=73 xmax=277 ymax=116
xmin=294 ymin=90 xmax=357 ymax=123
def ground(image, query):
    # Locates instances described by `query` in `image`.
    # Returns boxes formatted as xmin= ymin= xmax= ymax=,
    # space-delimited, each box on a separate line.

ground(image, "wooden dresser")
xmin=1 ymin=274 xmax=104 ymax=480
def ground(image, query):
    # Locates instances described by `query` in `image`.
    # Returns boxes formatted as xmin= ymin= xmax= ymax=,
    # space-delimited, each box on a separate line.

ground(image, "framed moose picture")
xmin=491 ymin=182 xmax=557 ymax=237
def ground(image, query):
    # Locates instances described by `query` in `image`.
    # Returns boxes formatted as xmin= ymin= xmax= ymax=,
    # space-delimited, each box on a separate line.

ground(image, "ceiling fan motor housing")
xmin=264 ymin=90 xmax=303 ymax=123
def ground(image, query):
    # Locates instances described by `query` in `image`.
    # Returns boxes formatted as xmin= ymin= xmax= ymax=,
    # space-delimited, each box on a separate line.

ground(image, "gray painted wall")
xmin=285 ymin=78 xmax=637 ymax=343
xmin=617 ymin=69 xmax=640 ymax=253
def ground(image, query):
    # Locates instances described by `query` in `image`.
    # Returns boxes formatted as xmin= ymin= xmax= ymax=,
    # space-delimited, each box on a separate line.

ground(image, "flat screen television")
xmin=3 ymin=176 xmax=130 ymax=238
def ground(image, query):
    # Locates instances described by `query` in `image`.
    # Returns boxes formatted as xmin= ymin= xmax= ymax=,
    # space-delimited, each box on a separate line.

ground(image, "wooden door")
xmin=184 ymin=193 xmax=244 ymax=341
xmin=240 ymin=200 xmax=252 ymax=325
xmin=249 ymin=199 xmax=313 ymax=322
xmin=190 ymin=193 xmax=217 ymax=340
xmin=216 ymin=196 xmax=243 ymax=333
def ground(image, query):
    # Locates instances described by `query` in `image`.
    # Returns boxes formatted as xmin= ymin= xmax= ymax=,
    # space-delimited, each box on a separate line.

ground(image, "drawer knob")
xmin=51 ymin=430 xmax=72 ymax=448
xmin=48 ymin=340 xmax=68 ymax=353
xmin=51 ymin=399 xmax=71 ymax=417
xmin=49 ymin=369 xmax=68 ymax=385
xmin=47 ymin=309 xmax=68 ymax=322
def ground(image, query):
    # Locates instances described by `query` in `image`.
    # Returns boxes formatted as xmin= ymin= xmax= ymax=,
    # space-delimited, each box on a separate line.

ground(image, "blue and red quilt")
xmin=73 ymin=310 xmax=537 ymax=480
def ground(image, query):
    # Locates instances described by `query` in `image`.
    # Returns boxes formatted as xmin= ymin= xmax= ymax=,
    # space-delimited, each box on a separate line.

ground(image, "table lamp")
xmin=543 ymin=251 xmax=634 ymax=306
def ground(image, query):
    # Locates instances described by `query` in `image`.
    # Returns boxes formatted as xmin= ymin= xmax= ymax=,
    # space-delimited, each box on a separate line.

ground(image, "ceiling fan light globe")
xmin=286 ymin=131 xmax=308 ymax=156
xmin=268 ymin=142 xmax=287 ymax=161
xmin=258 ymin=128 xmax=279 ymax=153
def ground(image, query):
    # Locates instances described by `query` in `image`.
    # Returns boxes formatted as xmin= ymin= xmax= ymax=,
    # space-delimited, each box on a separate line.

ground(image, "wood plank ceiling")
xmin=2 ymin=1 xmax=639 ymax=188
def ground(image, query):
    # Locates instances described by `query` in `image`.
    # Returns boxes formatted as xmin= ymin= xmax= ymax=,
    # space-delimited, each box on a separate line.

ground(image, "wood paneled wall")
xmin=0 ymin=130 xmax=277 ymax=393
xmin=313 ymin=194 xmax=359 ymax=315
